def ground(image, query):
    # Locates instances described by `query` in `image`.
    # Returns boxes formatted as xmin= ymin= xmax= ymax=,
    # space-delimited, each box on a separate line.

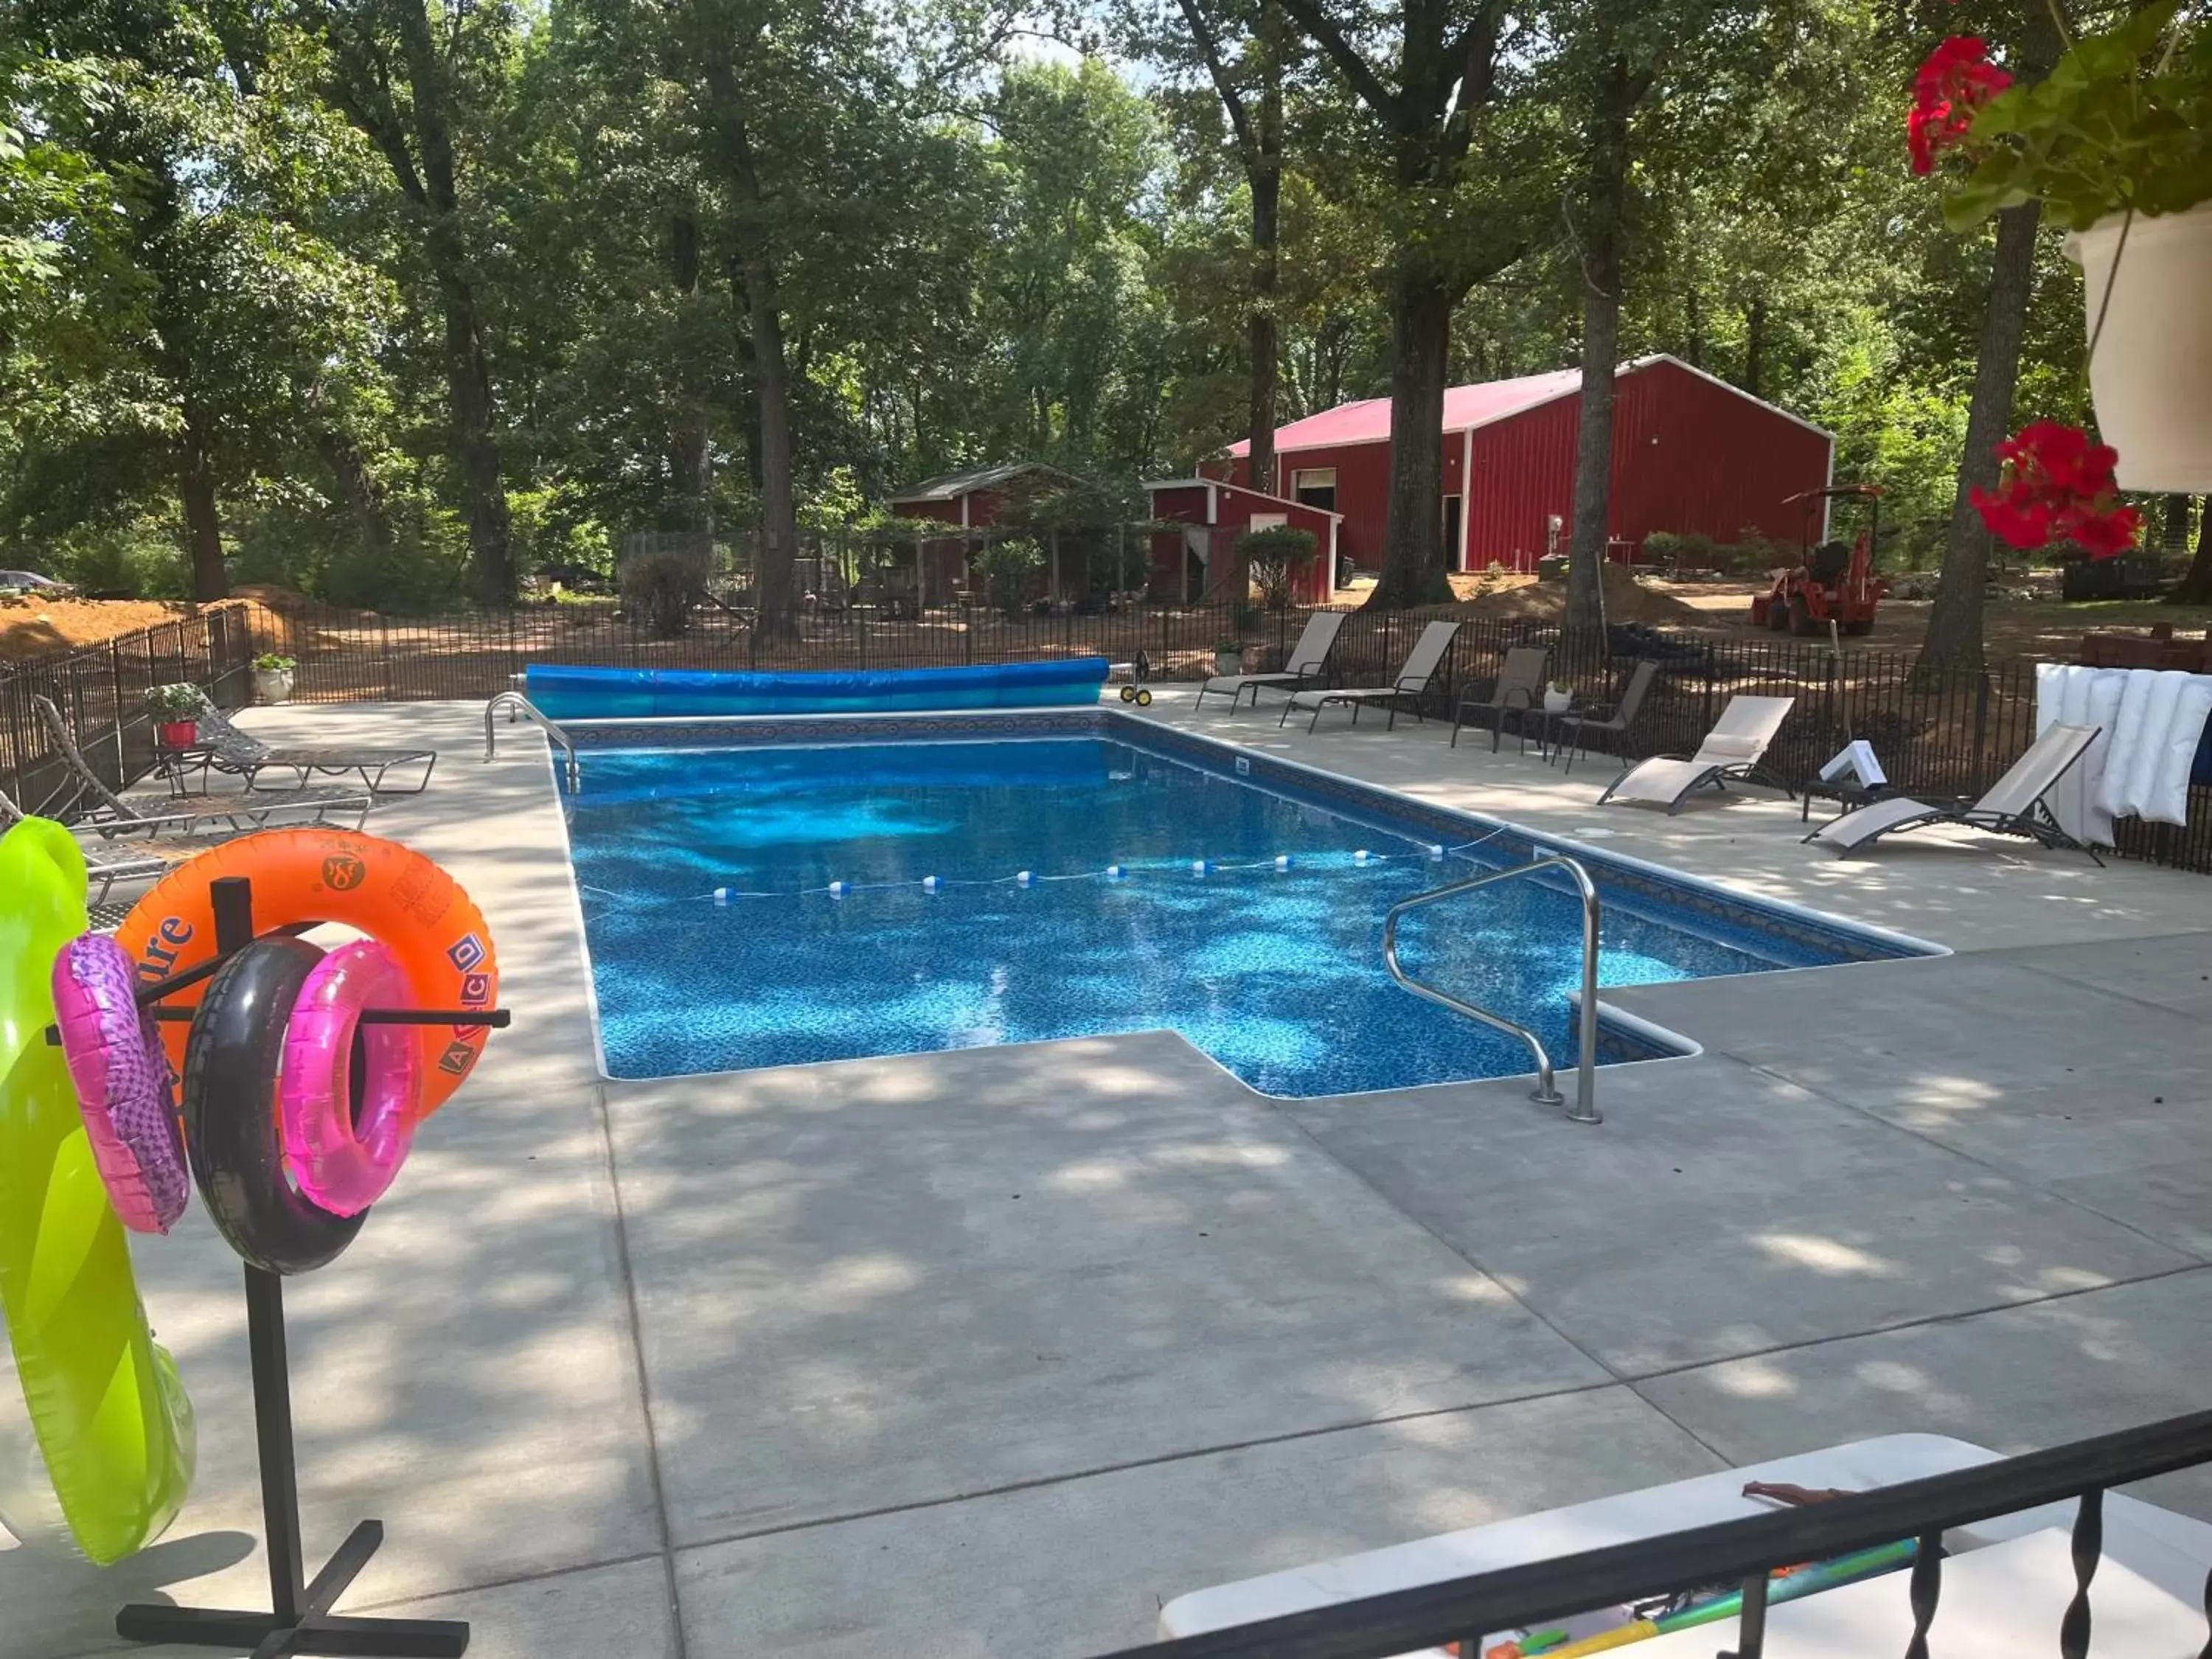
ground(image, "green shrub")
xmin=621 ymin=550 xmax=706 ymax=637
xmin=1235 ymin=524 xmax=1319 ymax=612
xmin=975 ymin=537 xmax=1046 ymax=616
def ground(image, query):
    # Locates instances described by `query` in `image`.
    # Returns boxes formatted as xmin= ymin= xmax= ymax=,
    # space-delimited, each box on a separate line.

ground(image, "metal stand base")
xmin=116 ymin=1519 xmax=467 ymax=1656
xmin=114 ymin=878 xmax=471 ymax=1658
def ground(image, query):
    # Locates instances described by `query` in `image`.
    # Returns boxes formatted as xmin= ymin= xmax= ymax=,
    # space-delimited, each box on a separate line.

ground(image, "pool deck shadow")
xmin=14 ymin=694 xmax=2212 ymax=1659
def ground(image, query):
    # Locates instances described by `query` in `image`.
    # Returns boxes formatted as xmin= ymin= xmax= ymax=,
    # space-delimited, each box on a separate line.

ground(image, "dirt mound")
xmin=1442 ymin=564 xmax=1717 ymax=627
xmin=1 ymin=594 xmax=198 ymax=661
xmin=0 ymin=591 xmax=315 ymax=664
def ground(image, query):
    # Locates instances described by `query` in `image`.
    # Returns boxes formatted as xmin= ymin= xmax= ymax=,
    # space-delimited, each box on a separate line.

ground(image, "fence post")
xmin=858 ymin=608 xmax=867 ymax=670
xmin=1972 ymin=671 xmax=1991 ymax=785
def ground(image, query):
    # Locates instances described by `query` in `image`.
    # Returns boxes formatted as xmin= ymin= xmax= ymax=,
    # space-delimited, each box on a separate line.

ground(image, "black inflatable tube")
xmin=184 ymin=935 xmax=366 ymax=1274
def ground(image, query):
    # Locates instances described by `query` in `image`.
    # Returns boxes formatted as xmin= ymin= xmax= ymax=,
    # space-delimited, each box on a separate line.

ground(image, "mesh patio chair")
xmin=1196 ymin=611 xmax=1347 ymax=712
xmin=1554 ymin=659 xmax=1660 ymax=776
xmin=1806 ymin=722 xmax=2103 ymax=863
xmin=187 ymin=689 xmax=437 ymax=796
xmin=32 ymin=695 xmax=372 ymax=835
xmin=1281 ymin=621 xmax=1461 ymax=733
xmin=1596 ymin=695 xmax=1797 ymax=813
xmin=1450 ymin=645 xmax=1550 ymax=751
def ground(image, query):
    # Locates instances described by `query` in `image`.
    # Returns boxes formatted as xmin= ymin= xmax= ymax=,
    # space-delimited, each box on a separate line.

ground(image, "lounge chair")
xmin=1281 ymin=620 xmax=1461 ymax=733
xmin=1806 ymin=722 xmax=2104 ymax=863
xmin=0 ymin=782 xmax=236 ymax=928
xmin=1596 ymin=694 xmax=1796 ymax=813
xmin=1196 ymin=611 xmax=1347 ymax=711
xmin=186 ymin=689 xmax=437 ymax=796
xmin=32 ymin=695 xmax=372 ymax=836
xmin=1552 ymin=659 xmax=1660 ymax=776
xmin=1449 ymin=645 xmax=1550 ymax=751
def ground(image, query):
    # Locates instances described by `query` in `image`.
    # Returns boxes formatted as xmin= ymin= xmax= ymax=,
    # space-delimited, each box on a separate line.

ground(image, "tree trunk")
xmin=1363 ymin=267 xmax=1455 ymax=608
xmin=1565 ymin=56 xmax=1635 ymax=641
xmin=389 ymin=0 xmax=513 ymax=608
xmin=440 ymin=279 xmax=515 ymax=606
xmin=1920 ymin=199 xmax=2042 ymax=676
xmin=2169 ymin=498 xmax=2212 ymax=605
xmin=1245 ymin=7 xmax=1283 ymax=502
xmin=178 ymin=411 xmax=227 ymax=601
xmin=735 ymin=260 xmax=801 ymax=644
xmin=672 ymin=213 xmax=714 ymax=534
xmin=1744 ymin=296 xmax=1767 ymax=400
xmin=321 ymin=430 xmax=394 ymax=558
xmin=702 ymin=55 xmax=801 ymax=646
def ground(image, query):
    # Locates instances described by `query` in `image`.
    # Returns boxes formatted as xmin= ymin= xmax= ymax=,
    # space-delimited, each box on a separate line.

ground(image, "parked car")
xmin=0 ymin=568 xmax=66 ymax=591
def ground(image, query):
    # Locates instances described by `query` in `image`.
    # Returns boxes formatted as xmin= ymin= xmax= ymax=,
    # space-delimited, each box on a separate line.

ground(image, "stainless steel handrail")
xmin=484 ymin=691 xmax=580 ymax=792
xmin=1381 ymin=854 xmax=1601 ymax=1124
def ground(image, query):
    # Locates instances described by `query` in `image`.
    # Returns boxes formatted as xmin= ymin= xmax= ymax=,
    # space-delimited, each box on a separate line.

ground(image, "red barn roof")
xmin=1226 ymin=356 xmax=1822 ymax=456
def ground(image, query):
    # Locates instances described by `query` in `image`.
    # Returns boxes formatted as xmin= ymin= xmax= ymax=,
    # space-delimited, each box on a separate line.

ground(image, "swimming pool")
xmin=561 ymin=715 xmax=1931 ymax=1095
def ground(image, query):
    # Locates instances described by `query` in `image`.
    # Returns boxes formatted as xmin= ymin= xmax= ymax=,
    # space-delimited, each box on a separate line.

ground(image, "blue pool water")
xmin=564 ymin=730 xmax=1885 ymax=1095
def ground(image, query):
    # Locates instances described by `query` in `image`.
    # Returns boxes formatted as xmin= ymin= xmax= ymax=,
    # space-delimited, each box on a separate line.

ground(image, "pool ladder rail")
xmin=1381 ymin=853 xmax=1601 ymax=1124
xmin=484 ymin=690 xmax=581 ymax=792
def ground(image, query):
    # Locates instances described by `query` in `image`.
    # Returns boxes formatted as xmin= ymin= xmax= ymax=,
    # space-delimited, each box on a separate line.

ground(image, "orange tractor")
xmin=1749 ymin=484 xmax=1888 ymax=637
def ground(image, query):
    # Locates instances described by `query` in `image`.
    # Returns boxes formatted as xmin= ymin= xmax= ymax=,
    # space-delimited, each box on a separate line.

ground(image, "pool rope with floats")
xmin=0 ymin=820 xmax=508 ymax=1659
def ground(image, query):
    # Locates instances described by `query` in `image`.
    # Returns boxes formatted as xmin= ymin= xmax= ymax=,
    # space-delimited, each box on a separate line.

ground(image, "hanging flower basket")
xmin=2067 ymin=201 xmax=2212 ymax=493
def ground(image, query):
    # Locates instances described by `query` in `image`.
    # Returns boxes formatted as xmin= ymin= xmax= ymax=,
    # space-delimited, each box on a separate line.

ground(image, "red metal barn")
xmin=1222 ymin=355 xmax=1833 ymax=574
xmin=1144 ymin=479 xmax=1341 ymax=605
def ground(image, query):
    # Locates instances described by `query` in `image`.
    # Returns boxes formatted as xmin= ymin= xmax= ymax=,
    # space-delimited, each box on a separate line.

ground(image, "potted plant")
xmin=1543 ymin=678 xmax=1574 ymax=714
xmin=1214 ymin=636 xmax=1247 ymax=677
xmin=145 ymin=682 xmax=201 ymax=748
xmin=253 ymin=652 xmax=298 ymax=703
xmin=1912 ymin=3 xmax=2212 ymax=490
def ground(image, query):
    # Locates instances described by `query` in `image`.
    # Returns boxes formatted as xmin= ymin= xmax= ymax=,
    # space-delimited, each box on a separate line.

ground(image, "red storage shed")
xmin=886 ymin=462 xmax=1085 ymax=602
xmin=1223 ymin=355 xmax=1833 ymax=574
xmin=1144 ymin=478 xmax=1341 ymax=605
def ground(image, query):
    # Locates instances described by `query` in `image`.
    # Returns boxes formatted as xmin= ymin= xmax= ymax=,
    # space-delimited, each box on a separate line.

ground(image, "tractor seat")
xmin=1806 ymin=540 xmax=1851 ymax=584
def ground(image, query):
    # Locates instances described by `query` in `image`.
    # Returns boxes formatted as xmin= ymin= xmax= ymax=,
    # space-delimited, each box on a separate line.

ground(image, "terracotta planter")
xmin=2067 ymin=200 xmax=2212 ymax=492
xmin=157 ymin=720 xmax=198 ymax=749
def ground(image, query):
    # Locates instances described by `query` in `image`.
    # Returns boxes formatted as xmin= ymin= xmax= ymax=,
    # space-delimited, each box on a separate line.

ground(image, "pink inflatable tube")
xmin=50 ymin=934 xmax=188 ymax=1234
xmin=278 ymin=940 xmax=421 ymax=1217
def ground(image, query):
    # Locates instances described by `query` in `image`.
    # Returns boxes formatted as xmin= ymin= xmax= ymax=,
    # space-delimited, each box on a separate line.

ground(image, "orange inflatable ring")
xmin=116 ymin=828 xmax=496 ymax=1122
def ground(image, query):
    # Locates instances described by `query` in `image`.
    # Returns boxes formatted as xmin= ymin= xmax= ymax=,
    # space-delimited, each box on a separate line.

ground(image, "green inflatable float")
xmin=0 ymin=818 xmax=193 ymax=1563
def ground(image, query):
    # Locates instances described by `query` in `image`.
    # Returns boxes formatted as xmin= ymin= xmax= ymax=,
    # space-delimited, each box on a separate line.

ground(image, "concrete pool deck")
xmin=10 ymin=692 xmax=2212 ymax=1658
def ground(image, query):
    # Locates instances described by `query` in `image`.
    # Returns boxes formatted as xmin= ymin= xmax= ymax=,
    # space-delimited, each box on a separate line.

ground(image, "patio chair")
xmin=1805 ymin=722 xmax=2104 ymax=863
xmin=186 ymin=689 xmax=437 ymax=796
xmin=1596 ymin=694 xmax=1797 ymax=813
xmin=0 ymin=782 xmax=232 ymax=928
xmin=1280 ymin=620 xmax=1461 ymax=733
xmin=32 ymin=695 xmax=373 ymax=836
xmin=1195 ymin=611 xmax=1348 ymax=711
xmin=1449 ymin=645 xmax=1550 ymax=751
xmin=1552 ymin=659 xmax=1660 ymax=776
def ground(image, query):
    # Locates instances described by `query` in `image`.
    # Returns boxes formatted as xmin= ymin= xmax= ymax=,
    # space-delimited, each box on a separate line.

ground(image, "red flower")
xmin=1908 ymin=37 xmax=2011 ymax=174
xmin=1971 ymin=420 xmax=2142 ymax=557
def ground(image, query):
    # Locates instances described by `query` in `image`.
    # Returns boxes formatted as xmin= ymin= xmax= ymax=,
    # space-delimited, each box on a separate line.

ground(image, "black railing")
xmin=1091 ymin=1410 xmax=2212 ymax=1659
xmin=4 ymin=594 xmax=2210 ymax=877
xmin=0 ymin=604 xmax=251 ymax=814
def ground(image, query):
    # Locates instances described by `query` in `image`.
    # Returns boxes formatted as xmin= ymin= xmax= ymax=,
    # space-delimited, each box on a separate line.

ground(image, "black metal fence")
xmin=4 ymin=595 xmax=2210 ymax=877
xmin=1086 ymin=1408 xmax=2212 ymax=1659
xmin=0 ymin=605 xmax=252 ymax=815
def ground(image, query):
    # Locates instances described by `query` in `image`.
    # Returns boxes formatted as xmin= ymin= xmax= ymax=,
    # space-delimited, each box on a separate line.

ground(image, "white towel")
xmin=2150 ymin=677 xmax=2212 ymax=825
xmin=2096 ymin=670 xmax=2163 ymax=820
xmin=2037 ymin=664 xmax=2123 ymax=846
xmin=2104 ymin=670 xmax=2187 ymax=819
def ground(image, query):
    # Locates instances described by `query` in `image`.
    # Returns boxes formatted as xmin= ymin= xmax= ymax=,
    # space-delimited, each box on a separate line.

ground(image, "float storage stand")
xmin=114 ymin=875 xmax=507 ymax=1658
